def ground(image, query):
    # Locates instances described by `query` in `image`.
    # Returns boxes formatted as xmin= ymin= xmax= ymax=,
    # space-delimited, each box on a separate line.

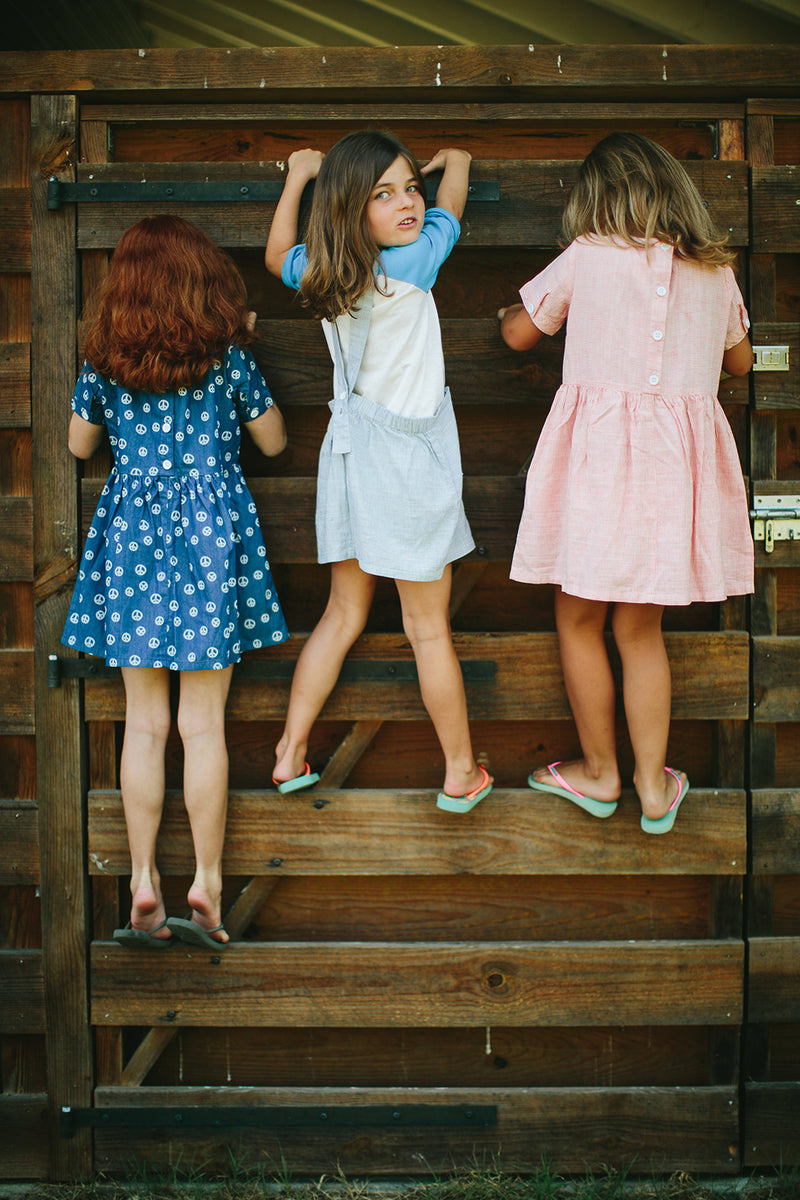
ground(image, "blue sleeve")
xmin=281 ymin=243 xmax=308 ymax=290
xmin=378 ymin=208 xmax=460 ymax=293
xmin=71 ymin=361 xmax=107 ymax=424
xmin=226 ymin=345 xmax=274 ymax=421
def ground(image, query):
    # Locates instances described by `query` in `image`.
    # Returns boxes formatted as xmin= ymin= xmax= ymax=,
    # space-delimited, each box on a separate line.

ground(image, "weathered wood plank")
xmin=752 ymin=789 xmax=800 ymax=874
xmin=0 ymin=798 xmax=39 ymax=884
xmin=87 ymin=787 xmax=746 ymax=877
xmin=748 ymin=936 xmax=800 ymax=1022
xmin=91 ymin=939 xmax=743 ymax=1027
xmin=0 ymin=1095 xmax=49 ymax=1180
xmin=0 ymin=187 xmax=31 ymax=271
xmin=0 ymin=648 xmax=33 ymax=733
xmin=0 ymin=949 xmax=45 ymax=1033
xmin=2 ymin=44 xmax=798 ymax=99
xmin=81 ymin=630 xmax=750 ymax=722
xmin=71 ymin=160 xmax=749 ymax=249
xmin=752 ymin=166 xmax=800 ymax=253
xmin=744 ymin=1082 xmax=800 ymax=1166
xmin=92 ymin=1083 xmax=740 ymax=1175
xmin=30 ymin=91 xmax=93 ymax=1179
xmin=0 ymin=341 xmax=31 ymax=427
xmin=83 ymin=101 xmax=747 ymax=124
xmin=0 ymin=496 xmax=33 ymax=581
xmin=752 ymin=636 xmax=800 ymax=722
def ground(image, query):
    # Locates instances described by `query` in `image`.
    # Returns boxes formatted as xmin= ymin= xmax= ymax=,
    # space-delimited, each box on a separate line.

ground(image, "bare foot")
xmin=638 ymin=767 xmax=687 ymax=822
xmin=130 ymin=882 xmax=171 ymax=941
xmin=186 ymin=881 xmax=229 ymax=944
xmin=272 ymin=736 xmax=309 ymax=788
xmin=442 ymin=762 xmax=493 ymax=799
xmin=532 ymin=759 xmax=621 ymax=803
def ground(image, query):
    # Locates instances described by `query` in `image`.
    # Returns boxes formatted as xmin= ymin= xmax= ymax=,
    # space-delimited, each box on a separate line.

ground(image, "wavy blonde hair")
xmin=562 ymin=131 xmax=735 ymax=266
xmin=300 ymin=130 xmax=426 ymax=321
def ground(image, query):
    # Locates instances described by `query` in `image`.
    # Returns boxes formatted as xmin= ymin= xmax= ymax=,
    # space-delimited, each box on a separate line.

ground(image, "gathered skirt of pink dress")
xmin=509 ymin=237 xmax=754 ymax=606
xmin=510 ymin=382 xmax=753 ymax=605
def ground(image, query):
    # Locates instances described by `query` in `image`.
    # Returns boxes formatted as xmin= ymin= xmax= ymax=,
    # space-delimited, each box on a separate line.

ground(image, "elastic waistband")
xmin=332 ymin=387 xmax=452 ymax=436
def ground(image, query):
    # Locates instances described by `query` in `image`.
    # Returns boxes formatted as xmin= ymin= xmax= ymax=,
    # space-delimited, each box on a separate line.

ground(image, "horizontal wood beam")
xmin=752 ymin=636 xmax=800 ymax=722
xmin=0 ymin=649 xmax=34 ymax=734
xmin=748 ymin=936 xmax=800 ymax=1022
xmin=2 ymin=44 xmax=798 ymax=100
xmin=92 ymin=1083 xmax=740 ymax=1175
xmin=0 ymin=1096 xmax=49 ymax=1180
xmin=752 ymin=166 xmax=800 ymax=252
xmin=0 ymin=341 xmax=31 ymax=427
xmin=71 ymin=159 xmax=749 ymax=248
xmin=87 ymin=786 xmax=746 ymax=877
xmin=751 ymin=789 xmax=800 ymax=874
xmin=91 ymin=939 xmax=743 ymax=1027
xmin=0 ymin=949 xmax=45 ymax=1034
xmin=0 ymin=799 xmax=39 ymax=884
xmin=744 ymin=1082 xmax=800 ymax=1167
xmin=82 ymin=101 xmax=747 ymax=123
xmin=80 ymin=630 xmax=750 ymax=722
xmin=0 ymin=497 xmax=34 ymax=582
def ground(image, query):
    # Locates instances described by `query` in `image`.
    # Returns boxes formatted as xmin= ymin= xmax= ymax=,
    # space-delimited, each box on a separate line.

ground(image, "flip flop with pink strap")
xmin=437 ymin=763 xmax=493 ymax=813
xmin=527 ymin=761 xmax=618 ymax=819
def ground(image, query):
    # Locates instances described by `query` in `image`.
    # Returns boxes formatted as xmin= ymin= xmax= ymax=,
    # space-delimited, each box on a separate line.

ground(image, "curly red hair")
xmin=82 ymin=215 xmax=255 ymax=392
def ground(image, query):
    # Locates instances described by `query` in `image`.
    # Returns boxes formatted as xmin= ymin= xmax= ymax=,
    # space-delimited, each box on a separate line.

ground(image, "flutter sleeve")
xmin=724 ymin=266 xmax=751 ymax=349
xmin=518 ymin=242 xmax=576 ymax=335
xmin=227 ymin=345 xmax=274 ymax=421
xmin=71 ymin=361 xmax=107 ymax=424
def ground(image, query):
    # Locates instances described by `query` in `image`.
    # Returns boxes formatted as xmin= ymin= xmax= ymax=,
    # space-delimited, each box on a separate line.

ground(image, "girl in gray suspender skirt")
xmin=265 ymin=130 xmax=493 ymax=813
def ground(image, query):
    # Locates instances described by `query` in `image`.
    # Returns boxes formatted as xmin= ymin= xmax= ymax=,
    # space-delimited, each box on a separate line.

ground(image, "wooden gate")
xmin=1 ymin=45 xmax=798 ymax=1182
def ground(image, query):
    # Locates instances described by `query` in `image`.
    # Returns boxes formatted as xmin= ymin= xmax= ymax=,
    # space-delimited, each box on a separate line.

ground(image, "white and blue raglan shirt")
xmin=282 ymin=207 xmax=460 ymax=419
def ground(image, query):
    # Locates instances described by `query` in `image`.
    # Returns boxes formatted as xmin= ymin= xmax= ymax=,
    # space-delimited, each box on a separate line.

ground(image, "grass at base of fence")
xmin=7 ymin=1159 xmax=800 ymax=1200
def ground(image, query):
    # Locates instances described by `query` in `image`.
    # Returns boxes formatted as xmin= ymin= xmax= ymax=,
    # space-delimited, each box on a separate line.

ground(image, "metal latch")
xmin=753 ymin=345 xmax=790 ymax=371
xmin=751 ymin=494 xmax=800 ymax=553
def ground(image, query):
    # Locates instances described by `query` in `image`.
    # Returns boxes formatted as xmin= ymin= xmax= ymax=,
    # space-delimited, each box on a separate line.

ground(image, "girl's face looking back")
xmin=365 ymin=155 xmax=425 ymax=249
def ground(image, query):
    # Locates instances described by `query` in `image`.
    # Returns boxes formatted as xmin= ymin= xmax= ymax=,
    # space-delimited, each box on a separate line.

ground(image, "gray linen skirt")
xmin=315 ymin=387 xmax=475 ymax=581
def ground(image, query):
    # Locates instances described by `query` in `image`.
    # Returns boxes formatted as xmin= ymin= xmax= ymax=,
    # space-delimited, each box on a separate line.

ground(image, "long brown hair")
xmin=562 ymin=131 xmax=735 ymax=266
xmin=82 ymin=215 xmax=255 ymax=392
xmin=300 ymin=130 xmax=426 ymax=321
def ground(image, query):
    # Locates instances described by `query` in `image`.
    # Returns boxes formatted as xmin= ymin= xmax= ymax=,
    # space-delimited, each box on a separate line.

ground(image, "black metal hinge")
xmin=60 ymin=1103 xmax=497 ymax=1138
xmin=47 ymin=177 xmax=499 ymax=210
xmin=48 ymin=654 xmax=496 ymax=687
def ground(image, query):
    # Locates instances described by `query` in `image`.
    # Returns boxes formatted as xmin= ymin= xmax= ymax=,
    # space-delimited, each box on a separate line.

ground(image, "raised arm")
xmin=264 ymin=148 xmax=324 ymax=278
xmin=421 ymin=147 xmax=472 ymax=222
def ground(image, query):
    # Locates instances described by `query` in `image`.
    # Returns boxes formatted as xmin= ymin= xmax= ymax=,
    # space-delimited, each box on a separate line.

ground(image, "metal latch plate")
xmin=751 ymin=494 xmax=800 ymax=553
xmin=752 ymin=345 xmax=790 ymax=371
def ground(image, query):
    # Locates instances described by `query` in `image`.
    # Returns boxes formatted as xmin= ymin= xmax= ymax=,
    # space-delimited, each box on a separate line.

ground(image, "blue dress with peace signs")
xmin=62 ymin=345 xmax=289 ymax=670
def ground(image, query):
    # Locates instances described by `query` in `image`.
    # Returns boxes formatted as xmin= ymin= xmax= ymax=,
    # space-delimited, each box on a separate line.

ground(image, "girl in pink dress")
xmin=498 ymin=132 xmax=754 ymax=834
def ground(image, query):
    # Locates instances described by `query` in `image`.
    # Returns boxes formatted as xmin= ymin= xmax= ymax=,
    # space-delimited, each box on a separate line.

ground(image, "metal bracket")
xmin=752 ymin=344 xmax=790 ymax=372
xmin=47 ymin=177 xmax=499 ymax=210
xmin=751 ymin=494 xmax=800 ymax=554
xmin=60 ymin=1103 xmax=496 ymax=1138
xmin=48 ymin=653 xmax=496 ymax=687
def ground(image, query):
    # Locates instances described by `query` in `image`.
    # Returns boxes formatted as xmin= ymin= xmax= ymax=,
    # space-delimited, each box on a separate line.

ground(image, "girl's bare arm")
xmin=421 ymin=148 xmax=472 ymax=221
xmin=264 ymin=149 xmax=324 ymax=278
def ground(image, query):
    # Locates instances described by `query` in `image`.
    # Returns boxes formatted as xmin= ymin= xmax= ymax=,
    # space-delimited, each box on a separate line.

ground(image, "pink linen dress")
xmin=510 ymin=236 xmax=754 ymax=605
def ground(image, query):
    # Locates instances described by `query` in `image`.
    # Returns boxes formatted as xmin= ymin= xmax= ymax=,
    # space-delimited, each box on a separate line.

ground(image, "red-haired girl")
xmin=64 ymin=215 xmax=289 ymax=946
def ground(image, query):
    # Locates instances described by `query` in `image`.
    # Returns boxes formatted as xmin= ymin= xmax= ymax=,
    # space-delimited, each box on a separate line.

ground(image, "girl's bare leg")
xmin=120 ymin=666 xmax=173 ymax=938
xmin=177 ymin=665 xmax=234 ymax=941
xmin=395 ymin=566 xmax=490 ymax=798
xmin=533 ymin=588 xmax=621 ymax=802
xmin=273 ymin=559 xmax=376 ymax=784
xmin=612 ymin=602 xmax=686 ymax=820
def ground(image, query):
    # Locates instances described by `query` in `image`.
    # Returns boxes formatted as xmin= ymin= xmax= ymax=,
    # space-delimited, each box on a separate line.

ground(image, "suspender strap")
xmin=329 ymin=289 xmax=373 ymax=455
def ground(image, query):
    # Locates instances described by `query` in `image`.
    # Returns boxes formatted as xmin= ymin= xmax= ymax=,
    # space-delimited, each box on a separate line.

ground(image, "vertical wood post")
xmin=30 ymin=92 xmax=93 ymax=1180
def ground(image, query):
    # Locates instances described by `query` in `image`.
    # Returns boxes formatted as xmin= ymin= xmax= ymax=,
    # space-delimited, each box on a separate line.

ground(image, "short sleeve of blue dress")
xmin=62 ymin=347 xmax=289 ymax=669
